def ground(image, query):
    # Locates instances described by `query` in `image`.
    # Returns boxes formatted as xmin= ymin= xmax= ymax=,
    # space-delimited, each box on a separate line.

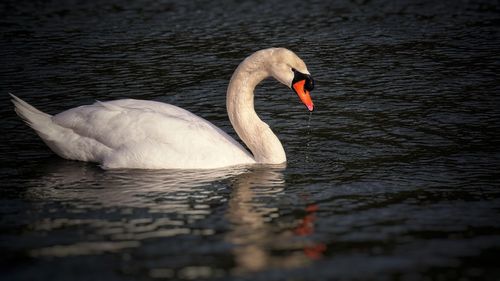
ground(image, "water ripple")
xmin=1 ymin=0 xmax=499 ymax=280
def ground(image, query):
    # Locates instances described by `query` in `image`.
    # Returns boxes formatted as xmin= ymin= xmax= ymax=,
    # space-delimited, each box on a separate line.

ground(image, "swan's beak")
xmin=292 ymin=71 xmax=315 ymax=112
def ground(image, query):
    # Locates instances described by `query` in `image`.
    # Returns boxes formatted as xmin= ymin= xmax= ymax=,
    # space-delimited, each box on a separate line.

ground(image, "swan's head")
xmin=266 ymin=48 xmax=315 ymax=111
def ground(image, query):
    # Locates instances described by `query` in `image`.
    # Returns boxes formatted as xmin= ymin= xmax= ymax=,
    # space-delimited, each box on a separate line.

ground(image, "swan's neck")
xmin=226 ymin=54 xmax=286 ymax=164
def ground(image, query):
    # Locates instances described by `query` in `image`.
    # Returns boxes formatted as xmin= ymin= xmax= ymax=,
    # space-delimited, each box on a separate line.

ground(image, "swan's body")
xmin=11 ymin=48 xmax=314 ymax=169
xmin=12 ymin=97 xmax=255 ymax=169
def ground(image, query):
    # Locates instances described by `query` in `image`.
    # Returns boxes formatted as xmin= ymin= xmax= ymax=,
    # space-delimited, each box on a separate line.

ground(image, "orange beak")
xmin=293 ymin=80 xmax=314 ymax=111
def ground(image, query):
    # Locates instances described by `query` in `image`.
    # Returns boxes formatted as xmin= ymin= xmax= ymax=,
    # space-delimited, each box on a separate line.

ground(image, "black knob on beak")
xmin=292 ymin=69 xmax=315 ymax=92
xmin=304 ymin=75 xmax=314 ymax=92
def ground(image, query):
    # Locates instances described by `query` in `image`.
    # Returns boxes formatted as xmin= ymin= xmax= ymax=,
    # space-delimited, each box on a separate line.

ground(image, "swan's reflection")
xmin=25 ymin=160 xmax=251 ymax=249
xmin=24 ymin=160 xmax=325 ymax=273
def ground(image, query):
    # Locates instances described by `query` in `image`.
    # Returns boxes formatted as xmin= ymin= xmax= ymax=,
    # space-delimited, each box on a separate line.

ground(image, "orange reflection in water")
xmin=294 ymin=203 xmax=327 ymax=260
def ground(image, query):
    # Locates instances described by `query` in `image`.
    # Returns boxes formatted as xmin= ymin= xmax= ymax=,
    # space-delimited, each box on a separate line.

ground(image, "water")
xmin=1 ymin=0 xmax=500 ymax=280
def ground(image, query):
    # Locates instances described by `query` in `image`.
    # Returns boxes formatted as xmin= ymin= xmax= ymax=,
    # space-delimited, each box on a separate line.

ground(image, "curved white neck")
xmin=226 ymin=53 xmax=286 ymax=164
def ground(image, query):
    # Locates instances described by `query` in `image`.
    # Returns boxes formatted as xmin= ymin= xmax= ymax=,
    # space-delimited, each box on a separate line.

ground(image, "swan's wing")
xmin=52 ymin=99 xmax=254 ymax=169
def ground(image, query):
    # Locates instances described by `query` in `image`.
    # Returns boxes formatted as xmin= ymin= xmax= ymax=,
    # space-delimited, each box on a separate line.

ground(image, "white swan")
xmin=11 ymin=48 xmax=315 ymax=169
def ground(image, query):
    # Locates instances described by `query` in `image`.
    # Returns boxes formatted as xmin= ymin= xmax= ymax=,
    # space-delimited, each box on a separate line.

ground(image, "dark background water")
xmin=1 ymin=0 xmax=500 ymax=280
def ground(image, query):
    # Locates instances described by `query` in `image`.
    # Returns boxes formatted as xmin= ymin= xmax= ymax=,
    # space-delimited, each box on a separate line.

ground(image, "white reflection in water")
xmin=25 ymin=161 xmax=250 ymax=257
xmin=226 ymin=165 xmax=326 ymax=274
xmin=26 ymin=161 xmax=249 ymax=209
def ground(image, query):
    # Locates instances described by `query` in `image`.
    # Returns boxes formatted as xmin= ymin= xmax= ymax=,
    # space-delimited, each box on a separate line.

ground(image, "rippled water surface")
xmin=1 ymin=0 xmax=500 ymax=280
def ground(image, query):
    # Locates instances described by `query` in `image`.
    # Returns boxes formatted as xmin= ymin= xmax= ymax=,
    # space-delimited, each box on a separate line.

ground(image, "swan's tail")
xmin=10 ymin=94 xmax=55 ymax=140
xmin=10 ymin=94 xmax=110 ymax=163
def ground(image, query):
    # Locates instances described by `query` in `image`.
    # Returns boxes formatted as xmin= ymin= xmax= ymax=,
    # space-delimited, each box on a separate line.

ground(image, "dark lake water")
xmin=1 ymin=0 xmax=500 ymax=280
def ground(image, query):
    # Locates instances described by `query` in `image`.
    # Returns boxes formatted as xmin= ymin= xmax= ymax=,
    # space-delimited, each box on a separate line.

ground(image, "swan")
xmin=11 ymin=48 xmax=315 ymax=169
